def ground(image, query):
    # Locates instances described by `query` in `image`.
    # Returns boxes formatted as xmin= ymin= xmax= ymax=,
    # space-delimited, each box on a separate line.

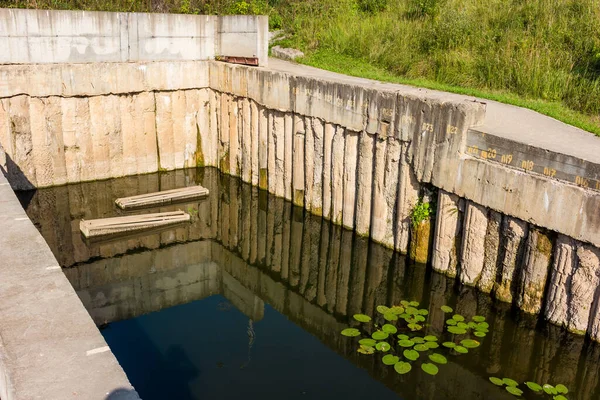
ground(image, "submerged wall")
xmin=1 ymin=26 xmax=600 ymax=341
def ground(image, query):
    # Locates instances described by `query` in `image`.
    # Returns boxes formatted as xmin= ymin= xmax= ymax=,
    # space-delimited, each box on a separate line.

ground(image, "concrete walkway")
xmin=0 ymin=171 xmax=139 ymax=399
xmin=268 ymin=58 xmax=600 ymax=164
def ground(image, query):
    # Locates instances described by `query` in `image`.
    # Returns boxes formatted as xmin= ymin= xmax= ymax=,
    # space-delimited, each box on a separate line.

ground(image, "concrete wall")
xmin=0 ymin=9 xmax=268 ymax=66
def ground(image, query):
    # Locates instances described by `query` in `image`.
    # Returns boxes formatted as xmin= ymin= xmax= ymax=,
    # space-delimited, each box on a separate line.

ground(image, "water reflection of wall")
xmin=24 ymin=169 xmax=600 ymax=400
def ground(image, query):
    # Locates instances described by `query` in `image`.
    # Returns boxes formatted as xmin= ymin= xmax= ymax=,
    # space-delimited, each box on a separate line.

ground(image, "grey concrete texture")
xmin=0 ymin=171 xmax=139 ymax=400
xmin=271 ymin=46 xmax=304 ymax=61
xmin=0 ymin=9 xmax=268 ymax=66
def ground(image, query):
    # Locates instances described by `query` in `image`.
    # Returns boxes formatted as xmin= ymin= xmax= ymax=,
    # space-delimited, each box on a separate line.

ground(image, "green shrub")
xmin=357 ymin=0 xmax=387 ymax=13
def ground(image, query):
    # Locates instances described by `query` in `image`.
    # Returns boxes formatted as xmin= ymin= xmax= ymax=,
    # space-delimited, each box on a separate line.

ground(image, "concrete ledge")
xmin=0 ymin=172 xmax=139 ymax=400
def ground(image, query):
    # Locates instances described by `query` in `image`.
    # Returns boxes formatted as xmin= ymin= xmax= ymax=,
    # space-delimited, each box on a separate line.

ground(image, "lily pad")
xmin=357 ymin=345 xmax=375 ymax=354
xmin=452 ymin=314 xmax=465 ymax=322
xmin=408 ymin=323 xmax=423 ymax=331
xmin=421 ymin=363 xmax=439 ymax=376
xmin=489 ymin=377 xmax=505 ymax=386
xmin=418 ymin=309 xmax=429 ymax=316
xmin=384 ymin=312 xmax=399 ymax=321
xmin=474 ymin=331 xmax=487 ymax=338
xmin=359 ymin=338 xmax=377 ymax=346
xmin=390 ymin=306 xmax=405 ymax=315
xmin=454 ymin=346 xmax=468 ymax=354
xmin=472 ymin=316 xmax=486 ymax=322
xmin=382 ymin=354 xmax=399 ymax=365
xmin=468 ymin=322 xmax=478 ymax=329
xmin=415 ymin=315 xmax=426 ymax=323
xmin=506 ymin=386 xmax=523 ymax=397
xmin=441 ymin=305 xmax=453 ymax=313
xmin=353 ymin=314 xmax=372 ymax=322
xmin=409 ymin=301 xmax=420 ymax=307
xmin=525 ymin=382 xmax=542 ymax=392
xmin=400 ymin=300 xmax=410 ymax=307
xmin=503 ymin=378 xmax=518 ymax=387
xmin=403 ymin=349 xmax=419 ymax=361
xmin=406 ymin=307 xmax=419 ymax=315
xmin=442 ymin=342 xmax=456 ymax=348
xmin=424 ymin=335 xmax=438 ymax=342
xmin=372 ymin=331 xmax=389 ymax=340
xmin=394 ymin=361 xmax=412 ymax=374
xmin=382 ymin=324 xmax=398 ymax=334
xmin=461 ymin=339 xmax=480 ymax=349
xmin=414 ymin=344 xmax=429 ymax=352
xmin=448 ymin=326 xmax=467 ymax=335
xmin=398 ymin=339 xmax=415 ymax=347
xmin=446 ymin=319 xmax=458 ymax=326
xmin=477 ymin=322 xmax=490 ymax=329
xmin=397 ymin=334 xmax=409 ymax=340
xmin=376 ymin=342 xmax=391 ymax=352
xmin=553 ymin=396 xmax=567 ymax=400
xmin=377 ymin=305 xmax=391 ymax=314
xmin=411 ymin=337 xmax=425 ymax=344
xmin=543 ymin=384 xmax=558 ymax=395
xmin=425 ymin=342 xmax=439 ymax=349
xmin=342 ymin=328 xmax=361 ymax=337
xmin=457 ymin=322 xmax=469 ymax=330
xmin=555 ymin=384 xmax=568 ymax=394
xmin=429 ymin=353 xmax=447 ymax=364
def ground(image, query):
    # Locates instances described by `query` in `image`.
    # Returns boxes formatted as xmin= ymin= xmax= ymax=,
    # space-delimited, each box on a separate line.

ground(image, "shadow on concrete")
xmin=0 ymin=152 xmax=35 ymax=195
xmin=105 ymin=388 xmax=142 ymax=400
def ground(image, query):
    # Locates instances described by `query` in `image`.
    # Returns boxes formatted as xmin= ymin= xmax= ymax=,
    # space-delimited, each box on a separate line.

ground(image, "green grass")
xmin=298 ymin=50 xmax=600 ymax=136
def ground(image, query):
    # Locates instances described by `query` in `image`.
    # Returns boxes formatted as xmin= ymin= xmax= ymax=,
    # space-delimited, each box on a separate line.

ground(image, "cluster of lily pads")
xmin=340 ymin=300 xmax=573 ymax=399
xmin=489 ymin=378 xmax=570 ymax=399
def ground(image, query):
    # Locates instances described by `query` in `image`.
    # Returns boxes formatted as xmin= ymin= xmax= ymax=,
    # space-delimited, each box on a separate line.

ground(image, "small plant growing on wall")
xmin=410 ymin=198 xmax=432 ymax=228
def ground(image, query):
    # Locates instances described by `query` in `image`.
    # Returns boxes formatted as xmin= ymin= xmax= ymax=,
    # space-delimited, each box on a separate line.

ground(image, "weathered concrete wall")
xmin=0 ymin=9 xmax=268 ymax=66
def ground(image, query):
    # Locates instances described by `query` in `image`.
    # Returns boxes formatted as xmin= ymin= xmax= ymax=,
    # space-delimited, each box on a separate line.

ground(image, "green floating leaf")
xmin=543 ymin=384 xmax=558 ymax=395
xmin=414 ymin=344 xmax=429 ymax=352
xmin=474 ymin=331 xmax=487 ymax=338
xmin=353 ymin=314 xmax=372 ymax=322
xmin=376 ymin=342 xmax=391 ymax=352
xmin=429 ymin=353 xmax=447 ymax=365
xmin=403 ymin=349 xmax=419 ymax=361
xmin=415 ymin=315 xmax=426 ymax=323
xmin=342 ymin=328 xmax=361 ymax=337
xmin=446 ymin=319 xmax=458 ymax=326
xmin=408 ymin=323 xmax=423 ymax=331
xmin=424 ymin=335 xmax=438 ymax=342
xmin=384 ymin=312 xmax=399 ymax=322
xmin=421 ymin=363 xmax=439 ymax=376
xmin=454 ymin=346 xmax=468 ymax=354
xmin=525 ymin=382 xmax=542 ymax=392
xmin=472 ymin=316 xmax=486 ymax=322
xmin=425 ymin=342 xmax=439 ymax=349
xmin=409 ymin=301 xmax=420 ymax=307
xmin=377 ymin=305 xmax=390 ymax=314
xmin=398 ymin=339 xmax=415 ymax=348
xmin=394 ymin=361 xmax=412 ymax=374
xmin=382 ymin=324 xmax=398 ymax=334
xmin=468 ymin=322 xmax=478 ymax=329
xmin=442 ymin=342 xmax=456 ymax=349
xmin=460 ymin=339 xmax=480 ymax=349
xmin=503 ymin=378 xmax=518 ymax=387
xmin=506 ymin=386 xmax=523 ymax=397
xmin=372 ymin=331 xmax=389 ymax=340
xmin=418 ymin=309 xmax=429 ymax=316
xmin=554 ymin=396 xmax=567 ymax=400
xmin=457 ymin=322 xmax=469 ymax=329
xmin=382 ymin=354 xmax=399 ymax=365
xmin=441 ymin=305 xmax=453 ymax=313
xmin=478 ymin=322 xmax=490 ymax=329
xmin=555 ymin=384 xmax=569 ymax=394
xmin=452 ymin=314 xmax=465 ymax=322
xmin=359 ymin=338 xmax=377 ymax=346
xmin=489 ymin=377 xmax=505 ymax=386
xmin=390 ymin=306 xmax=405 ymax=315
xmin=448 ymin=326 xmax=467 ymax=335
xmin=411 ymin=337 xmax=425 ymax=344
xmin=397 ymin=334 xmax=409 ymax=341
xmin=406 ymin=307 xmax=419 ymax=315
xmin=357 ymin=345 xmax=375 ymax=354
xmin=400 ymin=300 xmax=410 ymax=307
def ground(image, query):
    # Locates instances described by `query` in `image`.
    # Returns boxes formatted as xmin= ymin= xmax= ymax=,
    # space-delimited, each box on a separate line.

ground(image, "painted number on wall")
xmin=521 ymin=160 xmax=534 ymax=171
xmin=446 ymin=125 xmax=458 ymax=135
xmin=422 ymin=122 xmax=434 ymax=132
xmin=501 ymin=154 xmax=513 ymax=164
xmin=543 ymin=167 xmax=557 ymax=178
xmin=481 ymin=148 xmax=497 ymax=159
xmin=576 ymin=176 xmax=590 ymax=188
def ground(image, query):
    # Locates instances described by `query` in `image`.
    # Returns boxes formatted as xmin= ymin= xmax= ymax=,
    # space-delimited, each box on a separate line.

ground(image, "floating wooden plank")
xmin=115 ymin=186 xmax=209 ymax=210
xmin=80 ymin=211 xmax=190 ymax=239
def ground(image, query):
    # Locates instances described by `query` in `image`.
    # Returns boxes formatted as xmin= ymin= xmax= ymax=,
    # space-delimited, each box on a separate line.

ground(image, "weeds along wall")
xmin=1 ymin=58 xmax=600 ymax=341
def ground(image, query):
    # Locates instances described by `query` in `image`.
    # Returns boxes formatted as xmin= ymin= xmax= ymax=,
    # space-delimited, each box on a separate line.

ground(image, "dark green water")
xmin=18 ymin=168 xmax=600 ymax=400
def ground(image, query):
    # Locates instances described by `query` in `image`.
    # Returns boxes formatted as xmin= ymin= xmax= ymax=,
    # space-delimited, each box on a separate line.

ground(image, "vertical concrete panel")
xmin=0 ymin=99 xmax=10 ymax=172
xmin=342 ymin=130 xmax=358 ymax=230
xmin=459 ymin=201 xmax=488 ymax=286
xmin=370 ymin=137 xmax=387 ymax=243
xmin=33 ymin=97 xmax=67 ymax=186
xmin=267 ymin=111 xmax=276 ymax=194
xmin=310 ymin=119 xmax=325 ymax=216
xmin=283 ymin=113 xmax=293 ymax=201
xmin=516 ymin=228 xmax=552 ymax=314
xmin=331 ymin=126 xmax=345 ymax=225
xmin=273 ymin=112 xmax=285 ymax=198
xmin=322 ymin=123 xmax=335 ymax=220
xmin=477 ymin=210 xmax=502 ymax=293
xmin=568 ymin=244 xmax=600 ymax=334
xmin=494 ymin=217 xmax=529 ymax=303
xmin=89 ymin=96 xmax=111 ymax=180
xmin=381 ymin=138 xmax=401 ymax=249
xmin=292 ymin=116 xmax=305 ymax=207
xmin=155 ymin=92 xmax=175 ymax=171
xmin=104 ymin=95 xmax=123 ymax=179
xmin=229 ymin=97 xmax=240 ymax=176
xmin=208 ymin=90 xmax=220 ymax=167
xmin=432 ymin=190 xmax=461 ymax=276
xmin=250 ymin=101 xmax=259 ymax=186
xmin=118 ymin=95 xmax=138 ymax=176
xmin=196 ymin=89 xmax=213 ymax=167
xmin=240 ymin=98 xmax=252 ymax=183
xmin=62 ymin=97 xmax=90 ymax=183
xmin=171 ymin=90 xmax=187 ymax=169
xmin=183 ymin=90 xmax=199 ymax=168
xmin=6 ymin=96 xmax=36 ymax=189
xmin=395 ymin=143 xmax=420 ymax=252
xmin=304 ymin=116 xmax=315 ymax=211
xmin=134 ymin=91 xmax=158 ymax=174
xmin=219 ymin=93 xmax=230 ymax=174
xmin=258 ymin=106 xmax=268 ymax=189
xmin=355 ymin=131 xmax=375 ymax=237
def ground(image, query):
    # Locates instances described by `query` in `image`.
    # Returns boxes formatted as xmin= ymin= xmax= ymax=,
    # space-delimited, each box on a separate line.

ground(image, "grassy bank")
xmin=3 ymin=0 xmax=600 ymax=134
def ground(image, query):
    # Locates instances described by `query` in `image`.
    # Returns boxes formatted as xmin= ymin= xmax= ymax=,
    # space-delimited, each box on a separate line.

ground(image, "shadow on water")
xmin=17 ymin=167 xmax=600 ymax=400
xmin=105 ymin=388 xmax=141 ymax=400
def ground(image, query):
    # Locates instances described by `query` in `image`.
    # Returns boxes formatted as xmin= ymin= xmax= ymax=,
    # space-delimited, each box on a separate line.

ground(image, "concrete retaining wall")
xmin=0 ymin=9 xmax=268 ymax=66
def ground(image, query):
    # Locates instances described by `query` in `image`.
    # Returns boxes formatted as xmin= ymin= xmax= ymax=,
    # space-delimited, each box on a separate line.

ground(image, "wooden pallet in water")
xmin=80 ymin=211 xmax=190 ymax=238
xmin=115 ymin=186 xmax=209 ymax=210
